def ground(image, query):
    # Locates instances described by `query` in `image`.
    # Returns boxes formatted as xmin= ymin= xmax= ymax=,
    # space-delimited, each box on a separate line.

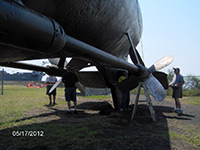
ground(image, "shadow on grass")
xmin=164 ymin=114 xmax=195 ymax=120
xmin=158 ymin=105 xmax=196 ymax=121
xmin=0 ymin=102 xmax=178 ymax=150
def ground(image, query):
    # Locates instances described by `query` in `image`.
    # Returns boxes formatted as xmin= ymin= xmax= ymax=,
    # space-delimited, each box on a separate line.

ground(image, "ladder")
xmin=131 ymin=82 xmax=156 ymax=122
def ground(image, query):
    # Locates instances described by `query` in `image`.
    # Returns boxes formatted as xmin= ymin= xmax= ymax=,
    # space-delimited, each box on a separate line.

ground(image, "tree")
xmin=184 ymin=75 xmax=200 ymax=90
xmin=167 ymin=69 xmax=174 ymax=84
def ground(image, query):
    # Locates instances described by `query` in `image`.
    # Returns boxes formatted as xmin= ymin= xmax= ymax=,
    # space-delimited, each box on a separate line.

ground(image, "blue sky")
xmin=2 ymin=1 xmax=200 ymax=76
xmin=138 ymin=0 xmax=200 ymax=76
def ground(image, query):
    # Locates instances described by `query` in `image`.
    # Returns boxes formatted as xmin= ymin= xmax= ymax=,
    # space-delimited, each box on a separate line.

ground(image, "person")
xmin=62 ymin=66 xmax=78 ymax=114
xmin=45 ymin=75 xmax=57 ymax=105
xmin=118 ymin=71 xmax=130 ymax=112
xmin=169 ymin=68 xmax=184 ymax=114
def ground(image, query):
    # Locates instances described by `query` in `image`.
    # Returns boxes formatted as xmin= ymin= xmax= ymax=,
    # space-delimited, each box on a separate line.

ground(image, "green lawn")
xmin=0 ymin=85 xmax=199 ymax=150
xmin=0 ymin=85 xmax=65 ymax=128
xmin=1 ymin=86 xmax=200 ymax=130
xmin=166 ymin=95 xmax=200 ymax=106
xmin=0 ymin=85 xmax=101 ymax=149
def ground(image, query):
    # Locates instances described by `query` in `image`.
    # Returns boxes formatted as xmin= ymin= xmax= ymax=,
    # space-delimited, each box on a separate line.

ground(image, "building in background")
xmin=0 ymin=70 xmax=44 ymax=81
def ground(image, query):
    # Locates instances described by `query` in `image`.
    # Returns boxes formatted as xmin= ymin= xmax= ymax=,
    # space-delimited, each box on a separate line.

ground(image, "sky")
xmin=1 ymin=0 xmax=200 ymax=76
xmin=138 ymin=0 xmax=200 ymax=76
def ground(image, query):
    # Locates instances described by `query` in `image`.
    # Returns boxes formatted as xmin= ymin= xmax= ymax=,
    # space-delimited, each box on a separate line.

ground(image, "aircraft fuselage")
xmin=0 ymin=0 xmax=142 ymax=62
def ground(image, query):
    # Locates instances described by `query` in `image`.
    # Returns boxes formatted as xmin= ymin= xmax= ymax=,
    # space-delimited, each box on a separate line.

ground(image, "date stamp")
xmin=12 ymin=130 xmax=44 ymax=137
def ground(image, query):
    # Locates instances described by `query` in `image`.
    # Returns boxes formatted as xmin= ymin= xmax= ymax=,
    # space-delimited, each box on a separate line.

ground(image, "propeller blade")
xmin=48 ymin=78 xmax=62 ymax=94
xmin=67 ymin=58 xmax=90 ymax=72
xmin=152 ymin=71 xmax=168 ymax=89
xmin=129 ymin=47 xmax=144 ymax=66
xmin=149 ymin=55 xmax=174 ymax=73
xmin=57 ymin=57 xmax=67 ymax=69
xmin=118 ymin=75 xmax=139 ymax=91
xmin=48 ymin=58 xmax=67 ymax=69
xmin=48 ymin=58 xmax=60 ymax=66
xmin=145 ymin=75 xmax=165 ymax=101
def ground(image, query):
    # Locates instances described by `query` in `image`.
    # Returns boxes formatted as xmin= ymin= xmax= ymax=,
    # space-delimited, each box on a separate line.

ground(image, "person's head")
xmin=173 ymin=67 xmax=180 ymax=75
xmin=65 ymin=65 xmax=72 ymax=72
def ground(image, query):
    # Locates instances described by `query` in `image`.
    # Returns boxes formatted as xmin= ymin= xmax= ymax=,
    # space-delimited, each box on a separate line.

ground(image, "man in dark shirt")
xmin=62 ymin=66 xmax=78 ymax=113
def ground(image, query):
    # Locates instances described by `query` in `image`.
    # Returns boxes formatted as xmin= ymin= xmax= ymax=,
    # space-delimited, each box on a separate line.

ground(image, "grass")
xmin=0 ymin=85 xmax=200 ymax=149
xmin=1 ymin=122 xmax=99 ymax=150
xmin=0 ymin=85 xmax=115 ymax=149
xmin=182 ymin=96 xmax=200 ymax=106
xmin=168 ymin=124 xmax=200 ymax=148
xmin=166 ymin=95 xmax=200 ymax=106
xmin=0 ymin=85 xmax=64 ymax=128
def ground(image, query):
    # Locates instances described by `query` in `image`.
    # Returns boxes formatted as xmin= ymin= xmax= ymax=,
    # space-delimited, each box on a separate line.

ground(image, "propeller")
xmin=120 ymin=33 xmax=174 ymax=101
xmin=48 ymin=58 xmax=67 ymax=69
xmin=146 ymin=56 xmax=173 ymax=101
xmin=47 ymin=58 xmax=67 ymax=94
xmin=148 ymin=55 xmax=174 ymax=73
xmin=119 ymin=55 xmax=173 ymax=101
xmin=48 ymin=78 xmax=62 ymax=94
xmin=145 ymin=74 xmax=165 ymax=101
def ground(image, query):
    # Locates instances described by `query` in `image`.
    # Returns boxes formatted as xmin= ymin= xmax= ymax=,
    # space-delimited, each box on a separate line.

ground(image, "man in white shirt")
xmin=45 ymin=75 xmax=57 ymax=105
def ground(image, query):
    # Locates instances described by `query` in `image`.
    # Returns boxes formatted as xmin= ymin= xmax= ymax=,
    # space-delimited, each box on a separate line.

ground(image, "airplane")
xmin=0 ymin=0 xmax=173 ymax=110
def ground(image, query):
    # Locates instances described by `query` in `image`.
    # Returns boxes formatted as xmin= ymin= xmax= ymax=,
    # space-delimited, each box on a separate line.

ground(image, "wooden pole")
xmin=1 ymin=68 xmax=4 ymax=95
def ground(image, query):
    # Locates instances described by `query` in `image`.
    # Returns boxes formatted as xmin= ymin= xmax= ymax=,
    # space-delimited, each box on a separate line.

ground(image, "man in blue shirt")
xmin=169 ymin=68 xmax=184 ymax=114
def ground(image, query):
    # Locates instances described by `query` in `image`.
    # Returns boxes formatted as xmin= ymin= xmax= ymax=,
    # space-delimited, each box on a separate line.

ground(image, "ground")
xmin=0 ymin=90 xmax=200 ymax=150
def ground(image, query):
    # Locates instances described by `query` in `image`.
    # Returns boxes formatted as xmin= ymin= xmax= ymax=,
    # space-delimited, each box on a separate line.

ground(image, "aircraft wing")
xmin=0 ymin=59 xmax=108 ymax=88
xmin=67 ymin=58 xmax=92 ymax=72
xmin=0 ymin=61 xmax=65 ymax=76
xmin=77 ymin=71 xmax=107 ymax=88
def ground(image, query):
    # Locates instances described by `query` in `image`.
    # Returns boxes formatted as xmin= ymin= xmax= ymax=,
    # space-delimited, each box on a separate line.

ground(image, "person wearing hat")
xmin=169 ymin=67 xmax=184 ymax=114
xmin=62 ymin=65 xmax=78 ymax=114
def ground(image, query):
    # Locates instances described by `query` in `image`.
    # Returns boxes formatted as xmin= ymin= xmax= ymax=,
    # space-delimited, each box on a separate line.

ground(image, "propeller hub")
xmin=134 ymin=64 xmax=150 ymax=80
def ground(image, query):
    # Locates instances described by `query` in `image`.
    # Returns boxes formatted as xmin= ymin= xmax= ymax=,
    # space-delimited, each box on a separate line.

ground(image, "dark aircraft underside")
xmin=0 ymin=0 xmax=169 ymax=110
